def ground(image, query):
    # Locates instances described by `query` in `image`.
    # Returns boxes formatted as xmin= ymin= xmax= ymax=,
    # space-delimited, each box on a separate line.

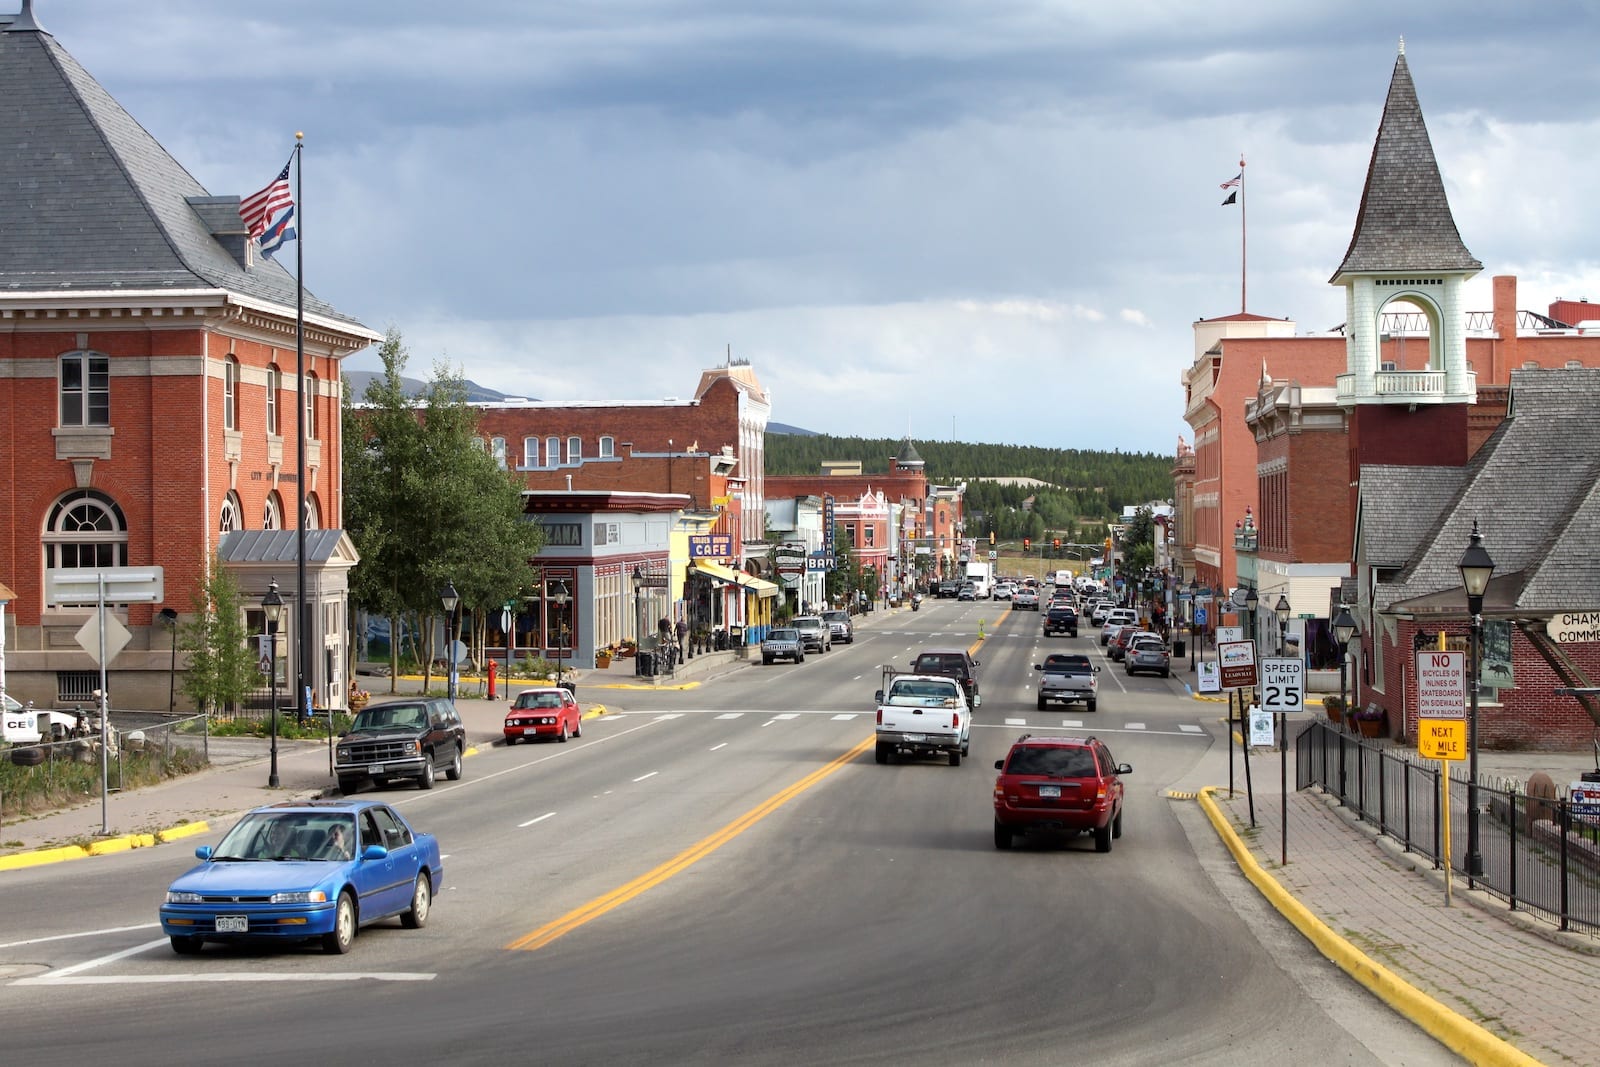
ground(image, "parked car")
xmin=160 ymin=799 xmax=443 ymax=955
xmin=958 ymin=583 xmax=977 ymax=601
xmin=504 ymin=686 xmax=583 ymax=744
xmin=823 ymin=610 xmax=855 ymax=644
xmin=1100 ymin=609 xmax=1137 ymax=644
xmin=1106 ymin=625 xmax=1141 ymax=661
xmin=1124 ymin=639 xmax=1172 ymax=678
xmin=335 ymin=697 xmax=465 ymax=795
xmin=1013 ymin=588 xmax=1040 ymax=611
xmin=992 ymin=734 xmax=1131 ymax=852
xmin=761 ymin=627 xmax=805 ymax=664
xmin=792 ymin=615 xmax=833 ymax=653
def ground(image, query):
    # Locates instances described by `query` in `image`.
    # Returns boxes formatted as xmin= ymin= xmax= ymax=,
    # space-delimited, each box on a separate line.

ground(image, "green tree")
xmin=344 ymin=330 xmax=544 ymax=692
xmin=178 ymin=556 xmax=259 ymax=715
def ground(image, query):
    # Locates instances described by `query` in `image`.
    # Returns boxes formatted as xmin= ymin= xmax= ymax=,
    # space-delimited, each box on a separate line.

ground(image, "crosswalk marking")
xmin=772 ymin=713 xmax=799 ymax=720
xmin=1179 ymin=724 xmax=1204 ymax=734
xmin=830 ymin=713 xmax=857 ymax=721
xmin=715 ymin=712 xmax=743 ymax=720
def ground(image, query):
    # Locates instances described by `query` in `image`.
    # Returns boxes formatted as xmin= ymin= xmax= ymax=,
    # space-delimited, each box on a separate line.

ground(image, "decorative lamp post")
xmin=631 ymin=567 xmax=645 ymax=677
xmin=1332 ymin=604 xmax=1358 ymax=804
xmin=1274 ymin=594 xmax=1291 ymax=656
xmin=440 ymin=581 xmax=460 ymax=702
xmin=552 ymin=580 xmax=570 ymax=692
xmin=262 ymin=579 xmax=284 ymax=789
xmin=1458 ymin=520 xmax=1495 ymax=879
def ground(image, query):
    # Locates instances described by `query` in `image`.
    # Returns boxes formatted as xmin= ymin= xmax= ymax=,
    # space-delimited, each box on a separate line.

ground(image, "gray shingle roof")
xmin=1331 ymin=50 xmax=1481 ymax=281
xmin=1358 ymin=465 xmax=1465 ymax=570
xmin=895 ymin=439 xmax=925 ymax=466
xmin=1379 ymin=369 xmax=1600 ymax=615
xmin=218 ymin=529 xmax=351 ymax=565
xmin=0 ymin=20 xmax=367 ymax=330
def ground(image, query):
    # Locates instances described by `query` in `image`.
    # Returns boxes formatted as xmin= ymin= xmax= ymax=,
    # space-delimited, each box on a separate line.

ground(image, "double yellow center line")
xmin=506 ymin=734 xmax=876 ymax=952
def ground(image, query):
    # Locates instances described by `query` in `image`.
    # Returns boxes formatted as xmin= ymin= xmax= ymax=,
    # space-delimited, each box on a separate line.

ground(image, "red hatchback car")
xmin=992 ymin=734 xmax=1131 ymax=852
xmin=504 ymin=687 xmax=583 ymax=744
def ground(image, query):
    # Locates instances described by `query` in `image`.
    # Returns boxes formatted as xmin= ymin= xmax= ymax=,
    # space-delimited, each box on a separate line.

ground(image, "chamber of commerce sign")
xmin=1547 ymin=611 xmax=1600 ymax=643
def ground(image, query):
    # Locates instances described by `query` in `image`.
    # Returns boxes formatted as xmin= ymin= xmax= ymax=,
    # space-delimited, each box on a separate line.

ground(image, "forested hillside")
xmin=763 ymin=433 xmax=1173 ymax=541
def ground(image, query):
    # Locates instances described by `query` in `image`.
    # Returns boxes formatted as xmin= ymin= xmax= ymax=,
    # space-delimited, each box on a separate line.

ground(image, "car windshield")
xmin=351 ymin=704 xmax=428 ymax=731
xmin=515 ymin=691 xmax=565 ymax=709
xmin=768 ymin=629 xmax=799 ymax=641
xmin=824 ymin=612 xmax=847 ymax=623
xmin=212 ymin=812 xmax=358 ymax=862
xmin=1006 ymin=747 xmax=1099 ymax=778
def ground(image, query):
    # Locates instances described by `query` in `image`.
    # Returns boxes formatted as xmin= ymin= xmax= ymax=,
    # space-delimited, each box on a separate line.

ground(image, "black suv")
xmin=1043 ymin=602 xmax=1079 ymax=637
xmin=335 ymin=697 xmax=465 ymax=795
xmin=909 ymin=648 xmax=981 ymax=706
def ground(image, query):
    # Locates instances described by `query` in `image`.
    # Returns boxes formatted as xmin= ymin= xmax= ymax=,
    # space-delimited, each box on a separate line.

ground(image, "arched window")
xmin=471 ymin=436 xmax=486 ymax=451
xmin=303 ymin=494 xmax=321 ymax=530
xmin=547 ymin=436 xmax=560 ymax=467
xmin=567 ymin=436 xmax=582 ymax=462
xmin=60 ymin=350 xmax=110 ymax=426
xmin=598 ymin=435 xmax=615 ymax=458
xmin=523 ymin=436 xmax=539 ymax=467
xmin=220 ymin=491 xmax=242 ymax=533
xmin=44 ymin=489 xmax=128 ymax=569
xmin=491 ymin=437 xmax=507 ymax=469
xmin=263 ymin=492 xmax=283 ymax=530
xmin=266 ymin=364 xmax=281 ymax=435
xmin=224 ymin=356 xmax=240 ymax=431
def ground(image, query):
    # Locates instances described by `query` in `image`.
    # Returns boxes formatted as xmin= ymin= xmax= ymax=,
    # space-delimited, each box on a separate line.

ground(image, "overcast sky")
xmin=37 ymin=1 xmax=1600 ymax=454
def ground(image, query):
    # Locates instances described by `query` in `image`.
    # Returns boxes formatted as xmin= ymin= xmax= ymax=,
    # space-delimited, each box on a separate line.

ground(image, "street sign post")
xmin=1415 ymin=650 xmax=1467 ymax=761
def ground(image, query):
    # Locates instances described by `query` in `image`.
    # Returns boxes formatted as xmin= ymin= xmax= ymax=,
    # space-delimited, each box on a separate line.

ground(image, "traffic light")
xmin=989 ymin=530 xmax=995 ymax=546
xmin=1023 ymin=538 xmax=1031 ymax=550
xmin=1053 ymin=538 xmax=1061 ymax=549
xmin=1104 ymin=537 xmax=1113 ymax=555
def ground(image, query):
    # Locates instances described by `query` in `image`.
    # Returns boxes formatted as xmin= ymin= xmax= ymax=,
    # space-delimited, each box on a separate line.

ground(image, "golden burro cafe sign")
xmin=1547 ymin=611 xmax=1600 ymax=643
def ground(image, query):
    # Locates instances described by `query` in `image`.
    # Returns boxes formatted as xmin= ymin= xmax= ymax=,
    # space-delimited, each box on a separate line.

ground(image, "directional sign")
xmin=1259 ymin=657 xmax=1305 ymax=713
xmin=1417 ymin=719 xmax=1467 ymax=761
xmin=75 ymin=611 xmax=131 ymax=666
xmin=1217 ymin=639 xmax=1258 ymax=690
xmin=45 ymin=566 xmax=164 ymax=606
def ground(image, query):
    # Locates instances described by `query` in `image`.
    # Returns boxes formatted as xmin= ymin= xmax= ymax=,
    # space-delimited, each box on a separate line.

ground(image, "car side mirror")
xmin=195 ymin=845 xmax=214 ymax=860
xmin=994 ymin=759 xmax=1005 ymax=770
xmin=1093 ymin=666 xmax=1102 ymax=673
xmin=1033 ymin=663 xmax=1043 ymax=671
xmin=874 ymin=690 xmax=884 ymax=704
xmin=361 ymin=844 xmax=388 ymax=861
xmin=1117 ymin=763 xmax=1133 ymax=775
xmin=972 ymin=659 xmax=980 ymax=666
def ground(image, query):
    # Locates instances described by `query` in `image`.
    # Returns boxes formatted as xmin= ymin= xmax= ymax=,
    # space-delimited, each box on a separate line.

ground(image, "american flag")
xmin=1220 ymin=172 xmax=1242 ymax=189
xmin=239 ymin=160 xmax=296 ymax=256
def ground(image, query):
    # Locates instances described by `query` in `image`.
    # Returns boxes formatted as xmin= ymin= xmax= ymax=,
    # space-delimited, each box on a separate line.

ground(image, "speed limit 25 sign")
xmin=1259 ymin=657 xmax=1305 ymax=713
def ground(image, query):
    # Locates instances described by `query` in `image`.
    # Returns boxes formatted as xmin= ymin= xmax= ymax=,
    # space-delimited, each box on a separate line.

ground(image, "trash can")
xmin=637 ymin=650 xmax=655 ymax=677
xmin=1172 ymin=639 xmax=1186 ymax=657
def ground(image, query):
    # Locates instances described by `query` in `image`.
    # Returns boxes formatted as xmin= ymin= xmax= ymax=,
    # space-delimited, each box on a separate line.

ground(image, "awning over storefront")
xmin=692 ymin=560 xmax=781 ymax=598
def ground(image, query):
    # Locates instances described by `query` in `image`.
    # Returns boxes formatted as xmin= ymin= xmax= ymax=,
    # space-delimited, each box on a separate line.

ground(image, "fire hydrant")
xmin=487 ymin=658 xmax=498 ymax=701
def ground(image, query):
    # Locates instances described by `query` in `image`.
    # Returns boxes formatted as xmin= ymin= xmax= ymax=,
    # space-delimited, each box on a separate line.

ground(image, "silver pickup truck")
xmin=874 ymin=673 xmax=973 ymax=766
xmin=1035 ymin=653 xmax=1100 ymax=712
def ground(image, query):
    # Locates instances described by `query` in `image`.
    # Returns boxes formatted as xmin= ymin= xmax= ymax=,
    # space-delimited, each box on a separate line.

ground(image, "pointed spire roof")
xmin=1331 ymin=42 xmax=1481 ymax=283
xmin=0 ymin=15 xmax=368 ymax=331
xmin=894 ymin=438 xmax=925 ymax=468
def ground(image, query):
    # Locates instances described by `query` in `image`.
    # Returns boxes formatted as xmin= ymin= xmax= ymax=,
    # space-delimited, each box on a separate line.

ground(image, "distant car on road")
xmin=823 ymin=609 xmax=855 ymax=644
xmin=761 ymin=628 xmax=805 ymax=665
xmin=1013 ymin=588 xmax=1040 ymax=611
xmin=958 ymin=583 xmax=976 ymax=601
xmin=160 ymin=799 xmax=442 ymax=955
xmin=792 ymin=615 xmax=833 ymax=653
xmin=1124 ymin=639 xmax=1172 ymax=678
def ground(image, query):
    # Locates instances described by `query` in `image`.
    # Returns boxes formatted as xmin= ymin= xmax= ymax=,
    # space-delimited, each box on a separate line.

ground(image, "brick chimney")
xmin=1492 ymin=275 xmax=1518 ymax=377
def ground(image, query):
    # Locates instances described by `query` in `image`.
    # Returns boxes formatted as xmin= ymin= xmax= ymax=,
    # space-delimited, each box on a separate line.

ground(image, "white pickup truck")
xmin=874 ymin=672 xmax=973 ymax=766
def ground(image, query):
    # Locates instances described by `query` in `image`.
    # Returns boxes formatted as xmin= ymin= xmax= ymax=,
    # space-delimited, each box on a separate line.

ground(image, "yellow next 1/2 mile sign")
xmin=1418 ymin=719 xmax=1467 ymax=761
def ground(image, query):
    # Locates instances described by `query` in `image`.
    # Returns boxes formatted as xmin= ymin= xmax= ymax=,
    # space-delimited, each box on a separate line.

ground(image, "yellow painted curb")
xmin=159 ymin=821 xmax=210 ymax=843
xmin=1195 ymin=786 xmax=1542 ymax=1067
xmin=0 ymin=844 xmax=90 ymax=871
xmin=88 ymin=833 xmax=155 ymax=855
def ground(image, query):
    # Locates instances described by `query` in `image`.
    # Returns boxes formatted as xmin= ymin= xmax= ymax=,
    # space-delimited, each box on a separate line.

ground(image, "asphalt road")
xmin=0 ymin=600 xmax=1447 ymax=1065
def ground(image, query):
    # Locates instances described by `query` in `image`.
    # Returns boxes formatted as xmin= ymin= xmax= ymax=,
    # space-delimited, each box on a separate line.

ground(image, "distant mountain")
xmin=344 ymin=370 xmax=516 ymax=404
xmin=767 ymin=421 xmax=820 ymax=436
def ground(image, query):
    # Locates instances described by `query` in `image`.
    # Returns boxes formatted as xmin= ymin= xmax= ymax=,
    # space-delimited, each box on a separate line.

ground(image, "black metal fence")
xmin=1297 ymin=720 xmax=1600 ymax=936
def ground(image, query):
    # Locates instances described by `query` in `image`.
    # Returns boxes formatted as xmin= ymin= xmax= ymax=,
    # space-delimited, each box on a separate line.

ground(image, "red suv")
xmin=992 ymin=734 xmax=1131 ymax=852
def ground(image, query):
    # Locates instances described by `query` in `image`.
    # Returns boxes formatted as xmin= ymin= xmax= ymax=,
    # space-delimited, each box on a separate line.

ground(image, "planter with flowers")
xmin=1321 ymin=695 xmax=1345 ymax=727
xmin=617 ymin=638 xmax=637 ymax=659
xmin=1351 ymin=703 xmax=1385 ymax=739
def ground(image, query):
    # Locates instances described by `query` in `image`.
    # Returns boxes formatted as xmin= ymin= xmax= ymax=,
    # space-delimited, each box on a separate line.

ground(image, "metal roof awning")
xmin=692 ymin=560 xmax=780 ymax=598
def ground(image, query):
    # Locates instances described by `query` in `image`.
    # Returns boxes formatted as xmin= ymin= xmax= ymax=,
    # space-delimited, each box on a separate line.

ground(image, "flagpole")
xmin=293 ymin=132 xmax=310 ymax=739
xmin=1239 ymin=154 xmax=1247 ymax=314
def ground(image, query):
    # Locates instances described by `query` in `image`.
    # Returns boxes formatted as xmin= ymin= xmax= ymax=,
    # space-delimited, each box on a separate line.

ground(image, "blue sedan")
xmin=160 ymin=799 xmax=443 ymax=955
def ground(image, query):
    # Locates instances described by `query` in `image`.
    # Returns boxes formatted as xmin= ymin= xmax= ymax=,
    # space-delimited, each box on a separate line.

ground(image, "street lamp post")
xmin=552 ymin=581 xmax=570 ymax=692
xmin=1244 ymin=587 xmax=1260 ymax=648
xmin=440 ymin=581 xmax=459 ymax=703
xmin=1274 ymin=594 xmax=1291 ymax=656
xmin=1458 ymin=520 xmax=1495 ymax=880
xmin=262 ymin=579 xmax=284 ymax=788
xmin=1332 ymin=604 xmax=1358 ymax=805
xmin=631 ymin=567 xmax=645 ymax=677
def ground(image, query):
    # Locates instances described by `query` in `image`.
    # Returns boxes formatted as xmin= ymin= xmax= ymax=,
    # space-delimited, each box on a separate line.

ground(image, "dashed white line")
xmin=1004 ymin=717 xmax=1027 ymax=726
xmin=1179 ymin=724 xmax=1204 ymax=734
xmin=1126 ymin=722 xmax=1147 ymax=730
xmin=710 ymin=742 xmax=729 ymax=751
xmin=518 ymin=812 xmax=556 ymax=828
xmin=632 ymin=771 xmax=658 ymax=783
xmin=830 ymin=713 xmax=857 ymax=721
xmin=773 ymin=713 xmax=800 ymax=720
xmin=715 ymin=712 xmax=743 ymax=720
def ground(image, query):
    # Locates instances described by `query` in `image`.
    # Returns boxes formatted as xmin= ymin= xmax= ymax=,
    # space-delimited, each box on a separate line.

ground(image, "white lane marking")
xmin=19 ymin=938 xmax=167 ymax=982
xmin=709 ymin=742 xmax=728 ymax=752
xmin=1062 ymin=720 xmax=1084 ymax=728
xmin=773 ymin=713 xmax=799 ymax=720
xmin=1004 ymin=718 xmax=1027 ymax=726
xmin=1127 ymin=722 xmax=1147 ymax=730
xmin=518 ymin=812 xmax=556 ymax=828
xmin=1179 ymin=724 xmax=1204 ymax=734
xmin=655 ymin=713 xmax=683 ymax=720
xmin=632 ymin=771 xmax=659 ymax=783
xmin=17 ymin=972 xmax=436 ymax=985
xmin=830 ymin=714 xmax=857 ymax=721
xmin=715 ymin=713 xmax=743 ymax=719
xmin=0 ymin=923 xmax=160 ymax=950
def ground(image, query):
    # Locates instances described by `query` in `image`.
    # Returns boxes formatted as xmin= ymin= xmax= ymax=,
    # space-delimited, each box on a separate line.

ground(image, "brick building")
xmin=0 ymin=8 xmax=377 ymax=710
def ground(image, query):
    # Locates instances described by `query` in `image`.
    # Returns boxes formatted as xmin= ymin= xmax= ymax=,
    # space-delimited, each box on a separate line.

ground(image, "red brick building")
xmin=0 ymin=11 xmax=377 ymax=710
